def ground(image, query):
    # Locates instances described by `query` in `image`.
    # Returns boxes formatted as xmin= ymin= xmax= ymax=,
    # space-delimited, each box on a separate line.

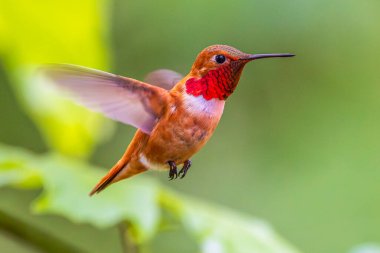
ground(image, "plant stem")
xmin=118 ymin=222 xmax=139 ymax=253
xmin=0 ymin=208 xmax=84 ymax=253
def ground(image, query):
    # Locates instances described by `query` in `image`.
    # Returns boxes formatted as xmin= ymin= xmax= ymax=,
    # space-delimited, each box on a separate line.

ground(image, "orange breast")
xmin=141 ymin=90 xmax=225 ymax=169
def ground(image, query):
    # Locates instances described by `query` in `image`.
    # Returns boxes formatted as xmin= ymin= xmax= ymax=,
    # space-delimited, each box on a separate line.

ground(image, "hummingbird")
xmin=43 ymin=45 xmax=294 ymax=195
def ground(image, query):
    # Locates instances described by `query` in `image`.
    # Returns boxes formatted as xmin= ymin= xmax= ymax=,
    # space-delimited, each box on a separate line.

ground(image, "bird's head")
xmin=185 ymin=44 xmax=294 ymax=100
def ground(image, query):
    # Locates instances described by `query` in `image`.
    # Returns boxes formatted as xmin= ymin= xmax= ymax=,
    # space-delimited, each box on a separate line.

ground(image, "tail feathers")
xmin=89 ymin=160 xmax=127 ymax=196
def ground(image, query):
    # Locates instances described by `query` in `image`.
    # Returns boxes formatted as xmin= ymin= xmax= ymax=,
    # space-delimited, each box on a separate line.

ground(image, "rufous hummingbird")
xmin=43 ymin=45 xmax=294 ymax=195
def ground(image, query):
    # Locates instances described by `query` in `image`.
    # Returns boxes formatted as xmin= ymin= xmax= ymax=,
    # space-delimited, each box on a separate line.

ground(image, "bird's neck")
xmin=185 ymin=65 xmax=243 ymax=100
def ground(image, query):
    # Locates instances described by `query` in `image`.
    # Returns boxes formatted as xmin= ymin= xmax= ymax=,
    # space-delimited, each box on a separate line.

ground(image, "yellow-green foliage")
xmin=0 ymin=0 xmax=113 ymax=157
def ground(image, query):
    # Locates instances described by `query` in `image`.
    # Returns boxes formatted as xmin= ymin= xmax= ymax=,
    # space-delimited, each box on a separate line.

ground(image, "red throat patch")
xmin=185 ymin=66 xmax=236 ymax=100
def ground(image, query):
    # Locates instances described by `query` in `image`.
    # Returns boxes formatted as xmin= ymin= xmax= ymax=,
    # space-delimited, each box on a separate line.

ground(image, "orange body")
xmin=44 ymin=44 xmax=294 ymax=195
xmin=91 ymin=77 xmax=225 ymax=194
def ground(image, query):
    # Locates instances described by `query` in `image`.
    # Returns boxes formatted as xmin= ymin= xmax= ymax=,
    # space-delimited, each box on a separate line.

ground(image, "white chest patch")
xmin=183 ymin=93 xmax=225 ymax=117
xmin=139 ymin=154 xmax=167 ymax=171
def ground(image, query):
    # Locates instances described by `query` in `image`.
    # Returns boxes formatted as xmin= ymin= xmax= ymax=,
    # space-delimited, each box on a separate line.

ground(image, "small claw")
xmin=178 ymin=160 xmax=192 ymax=179
xmin=169 ymin=171 xmax=177 ymax=180
xmin=168 ymin=161 xmax=178 ymax=180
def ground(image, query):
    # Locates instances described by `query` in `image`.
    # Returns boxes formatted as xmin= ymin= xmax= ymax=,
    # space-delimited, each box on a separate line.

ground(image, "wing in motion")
xmin=144 ymin=69 xmax=183 ymax=90
xmin=42 ymin=64 xmax=170 ymax=134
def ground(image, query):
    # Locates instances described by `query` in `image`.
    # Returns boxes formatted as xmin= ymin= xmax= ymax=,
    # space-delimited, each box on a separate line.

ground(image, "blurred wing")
xmin=42 ymin=64 xmax=169 ymax=134
xmin=144 ymin=69 xmax=183 ymax=90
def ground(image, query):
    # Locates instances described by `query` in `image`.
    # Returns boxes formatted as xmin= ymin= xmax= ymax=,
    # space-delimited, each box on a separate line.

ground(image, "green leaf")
xmin=0 ymin=145 xmax=41 ymax=188
xmin=0 ymin=143 xmax=301 ymax=252
xmin=161 ymin=190 xmax=300 ymax=253
xmin=32 ymin=155 xmax=161 ymax=243
xmin=0 ymin=144 xmax=161 ymax=243
xmin=0 ymin=0 xmax=113 ymax=158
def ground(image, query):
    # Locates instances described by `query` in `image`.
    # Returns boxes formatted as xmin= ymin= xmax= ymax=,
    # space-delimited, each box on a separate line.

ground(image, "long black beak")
xmin=242 ymin=53 xmax=295 ymax=61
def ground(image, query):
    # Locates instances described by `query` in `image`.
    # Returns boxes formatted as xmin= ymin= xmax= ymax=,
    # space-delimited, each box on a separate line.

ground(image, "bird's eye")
xmin=215 ymin=54 xmax=226 ymax=64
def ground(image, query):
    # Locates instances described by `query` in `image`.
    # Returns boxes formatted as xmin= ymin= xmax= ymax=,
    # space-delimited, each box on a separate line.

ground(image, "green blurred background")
xmin=1 ymin=0 xmax=380 ymax=252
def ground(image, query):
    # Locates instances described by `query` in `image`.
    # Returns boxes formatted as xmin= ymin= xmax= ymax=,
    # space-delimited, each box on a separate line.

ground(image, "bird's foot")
xmin=178 ymin=160 xmax=192 ymax=179
xmin=168 ymin=161 xmax=177 ymax=180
